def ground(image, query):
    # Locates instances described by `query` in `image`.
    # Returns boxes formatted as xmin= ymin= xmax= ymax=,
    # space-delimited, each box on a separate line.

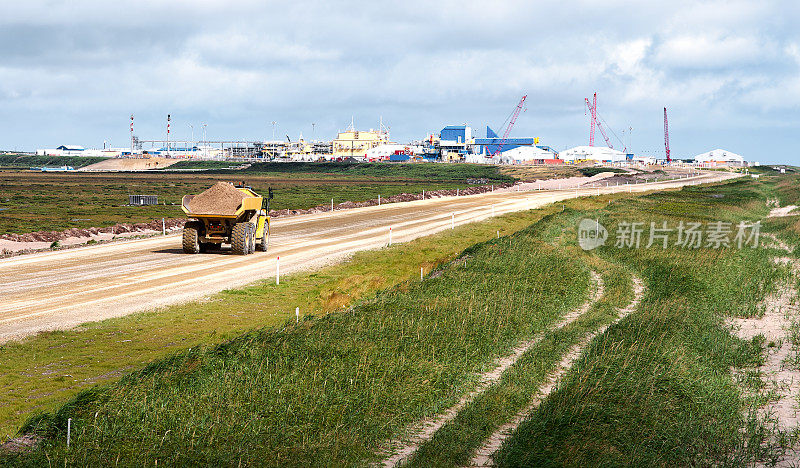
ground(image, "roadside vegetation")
xmin=3 ymin=172 xmax=799 ymax=466
xmin=0 ymin=166 xmax=504 ymax=235
xmin=576 ymin=167 xmax=627 ymax=177
xmin=166 ymin=161 xmax=516 ymax=183
xmin=0 ymin=155 xmax=109 ymax=169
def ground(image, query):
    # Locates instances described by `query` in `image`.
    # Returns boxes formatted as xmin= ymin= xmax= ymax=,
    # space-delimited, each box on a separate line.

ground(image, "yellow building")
xmin=332 ymin=129 xmax=391 ymax=158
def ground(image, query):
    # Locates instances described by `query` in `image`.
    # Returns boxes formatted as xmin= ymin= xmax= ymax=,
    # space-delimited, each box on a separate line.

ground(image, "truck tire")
xmin=231 ymin=222 xmax=249 ymax=255
xmin=182 ymin=222 xmax=202 ymax=254
xmin=258 ymin=225 xmax=269 ymax=252
xmin=247 ymin=223 xmax=256 ymax=254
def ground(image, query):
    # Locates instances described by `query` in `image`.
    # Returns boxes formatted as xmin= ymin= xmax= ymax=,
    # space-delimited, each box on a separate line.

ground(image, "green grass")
xmin=0 ymin=208 xmax=557 ymax=442
xmin=577 ymin=167 xmax=627 ymax=177
xmin=167 ymin=161 xmax=515 ymax=182
xmin=0 ymin=155 xmax=109 ymax=169
xmin=3 ymin=214 xmax=590 ymax=466
xmin=494 ymin=178 xmax=788 ymax=467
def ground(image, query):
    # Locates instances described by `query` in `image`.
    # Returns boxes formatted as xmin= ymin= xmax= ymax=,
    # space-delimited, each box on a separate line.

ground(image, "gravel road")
xmin=0 ymin=171 xmax=736 ymax=343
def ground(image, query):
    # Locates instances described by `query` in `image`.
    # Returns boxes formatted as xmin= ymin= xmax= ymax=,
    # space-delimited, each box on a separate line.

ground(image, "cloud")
xmin=653 ymin=34 xmax=772 ymax=69
xmin=0 ymin=0 xmax=797 ymax=161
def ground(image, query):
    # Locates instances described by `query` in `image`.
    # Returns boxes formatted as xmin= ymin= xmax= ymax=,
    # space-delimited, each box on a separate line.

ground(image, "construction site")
xmin=33 ymin=94 xmax=753 ymax=169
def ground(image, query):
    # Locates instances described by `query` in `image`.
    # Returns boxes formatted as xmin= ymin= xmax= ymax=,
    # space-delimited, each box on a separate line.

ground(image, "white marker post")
xmin=378 ymin=194 xmax=381 ymax=206
xmin=276 ymin=256 xmax=280 ymax=285
xmin=67 ymin=418 xmax=72 ymax=448
xmin=497 ymin=230 xmax=500 ymax=239
xmin=331 ymin=198 xmax=334 ymax=212
xmin=295 ymin=307 xmax=299 ymax=323
xmin=162 ymin=218 xmax=166 ymax=235
xmin=420 ymin=267 xmax=423 ymax=281
xmin=388 ymin=227 xmax=393 ymax=246
xmin=456 ymin=188 xmax=459 ymax=197
xmin=422 ymin=190 xmax=425 ymax=200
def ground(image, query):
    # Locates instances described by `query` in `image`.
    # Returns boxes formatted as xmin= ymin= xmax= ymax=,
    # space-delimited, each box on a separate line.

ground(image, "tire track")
xmin=466 ymin=275 xmax=645 ymax=467
xmin=380 ymin=271 xmax=605 ymax=468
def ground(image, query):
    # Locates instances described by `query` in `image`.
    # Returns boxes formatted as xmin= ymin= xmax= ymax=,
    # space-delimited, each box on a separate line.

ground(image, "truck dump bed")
xmin=181 ymin=182 xmax=263 ymax=218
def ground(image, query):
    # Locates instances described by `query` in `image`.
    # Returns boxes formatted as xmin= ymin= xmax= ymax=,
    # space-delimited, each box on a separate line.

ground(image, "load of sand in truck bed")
xmin=186 ymin=182 xmax=247 ymax=216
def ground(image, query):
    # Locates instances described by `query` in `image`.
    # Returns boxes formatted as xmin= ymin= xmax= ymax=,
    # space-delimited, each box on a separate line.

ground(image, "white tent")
xmin=497 ymin=145 xmax=557 ymax=164
xmin=694 ymin=149 xmax=744 ymax=164
xmin=560 ymin=146 xmax=628 ymax=162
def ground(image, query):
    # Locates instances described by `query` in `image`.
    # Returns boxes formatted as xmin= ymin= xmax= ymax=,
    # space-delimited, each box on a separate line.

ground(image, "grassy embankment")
xmin=3 ymin=209 xmax=592 ymax=466
xmin=0 ymin=164 xmax=512 ymax=235
xmin=402 ymin=176 xmax=789 ymax=466
xmin=0 ymin=207 xmax=558 ymax=442
xmin=5 ymin=174 xmax=796 ymax=466
xmin=494 ymin=176 xmax=793 ymax=466
xmin=767 ymin=170 xmax=800 ymax=254
xmin=405 ymin=207 xmax=635 ymax=467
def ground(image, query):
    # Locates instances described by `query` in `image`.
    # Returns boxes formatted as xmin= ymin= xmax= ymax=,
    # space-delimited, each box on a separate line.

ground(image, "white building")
xmin=560 ymin=146 xmax=628 ymax=163
xmin=693 ymin=149 xmax=745 ymax=166
xmin=36 ymin=145 xmax=119 ymax=157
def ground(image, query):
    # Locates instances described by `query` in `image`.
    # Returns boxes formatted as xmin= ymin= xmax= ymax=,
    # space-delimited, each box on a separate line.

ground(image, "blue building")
xmin=474 ymin=126 xmax=538 ymax=155
xmin=435 ymin=125 xmax=475 ymax=157
xmin=439 ymin=125 xmax=472 ymax=143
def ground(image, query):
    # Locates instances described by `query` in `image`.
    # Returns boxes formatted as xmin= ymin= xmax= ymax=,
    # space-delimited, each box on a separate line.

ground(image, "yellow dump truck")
xmin=181 ymin=182 xmax=273 ymax=255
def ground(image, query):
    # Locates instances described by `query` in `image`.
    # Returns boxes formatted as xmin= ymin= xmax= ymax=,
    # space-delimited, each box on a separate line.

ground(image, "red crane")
xmin=584 ymin=96 xmax=614 ymax=150
xmin=587 ymin=92 xmax=597 ymax=146
xmin=663 ymin=107 xmax=671 ymax=163
xmin=492 ymin=95 xmax=527 ymax=157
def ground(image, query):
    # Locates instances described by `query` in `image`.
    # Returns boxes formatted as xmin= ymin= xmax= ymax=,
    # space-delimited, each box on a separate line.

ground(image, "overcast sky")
xmin=1 ymin=0 xmax=798 ymax=163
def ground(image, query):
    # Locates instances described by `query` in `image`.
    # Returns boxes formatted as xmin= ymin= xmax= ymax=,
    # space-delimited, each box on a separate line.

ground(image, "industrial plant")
xmin=35 ymin=94 xmax=753 ymax=168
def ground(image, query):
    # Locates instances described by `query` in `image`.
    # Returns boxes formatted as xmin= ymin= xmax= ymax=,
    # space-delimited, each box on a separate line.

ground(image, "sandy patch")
xmin=769 ymin=205 xmax=798 ymax=218
xmin=728 ymin=257 xmax=800 ymax=466
xmin=79 ymin=157 xmax=180 ymax=171
xmin=499 ymin=172 xmax=618 ymax=192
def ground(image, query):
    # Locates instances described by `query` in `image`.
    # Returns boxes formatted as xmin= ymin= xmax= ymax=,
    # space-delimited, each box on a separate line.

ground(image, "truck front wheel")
xmin=247 ymin=224 xmax=256 ymax=254
xmin=258 ymin=225 xmax=269 ymax=252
